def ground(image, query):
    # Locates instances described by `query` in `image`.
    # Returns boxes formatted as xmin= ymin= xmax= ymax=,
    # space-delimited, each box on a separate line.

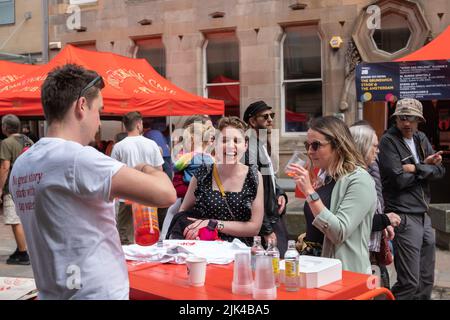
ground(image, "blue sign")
xmin=356 ymin=60 xmax=450 ymax=102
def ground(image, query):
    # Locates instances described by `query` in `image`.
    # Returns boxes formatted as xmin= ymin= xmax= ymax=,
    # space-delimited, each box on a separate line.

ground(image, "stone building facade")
xmin=0 ymin=0 xmax=43 ymax=62
xmin=47 ymin=0 xmax=450 ymax=174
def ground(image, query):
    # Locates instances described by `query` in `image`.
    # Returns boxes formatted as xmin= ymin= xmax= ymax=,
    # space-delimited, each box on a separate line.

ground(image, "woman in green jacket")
xmin=288 ymin=116 xmax=376 ymax=274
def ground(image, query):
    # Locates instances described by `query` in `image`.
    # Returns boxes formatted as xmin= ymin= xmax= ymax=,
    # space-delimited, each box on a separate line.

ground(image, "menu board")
xmin=356 ymin=60 xmax=450 ymax=102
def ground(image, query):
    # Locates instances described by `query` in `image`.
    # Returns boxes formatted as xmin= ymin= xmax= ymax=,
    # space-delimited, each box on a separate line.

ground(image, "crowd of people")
xmin=0 ymin=63 xmax=445 ymax=300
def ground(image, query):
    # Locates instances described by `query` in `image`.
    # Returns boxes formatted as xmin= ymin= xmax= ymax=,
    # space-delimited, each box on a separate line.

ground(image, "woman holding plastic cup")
xmin=287 ymin=116 xmax=376 ymax=274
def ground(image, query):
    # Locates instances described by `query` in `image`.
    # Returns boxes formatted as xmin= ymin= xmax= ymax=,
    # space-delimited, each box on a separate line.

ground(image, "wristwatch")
xmin=217 ymin=220 xmax=225 ymax=231
xmin=207 ymin=219 xmax=218 ymax=231
xmin=306 ymin=192 xmax=320 ymax=203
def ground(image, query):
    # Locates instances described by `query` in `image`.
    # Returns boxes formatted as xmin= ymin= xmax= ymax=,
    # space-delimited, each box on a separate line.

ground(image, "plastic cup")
xmin=284 ymin=151 xmax=310 ymax=177
xmin=186 ymin=256 xmax=207 ymax=287
xmin=232 ymin=251 xmax=253 ymax=295
xmin=253 ymin=255 xmax=277 ymax=300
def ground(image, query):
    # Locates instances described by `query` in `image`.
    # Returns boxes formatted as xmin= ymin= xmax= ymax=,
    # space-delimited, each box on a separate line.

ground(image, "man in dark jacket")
xmin=243 ymin=101 xmax=289 ymax=257
xmin=379 ymin=98 xmax=445 ymax=300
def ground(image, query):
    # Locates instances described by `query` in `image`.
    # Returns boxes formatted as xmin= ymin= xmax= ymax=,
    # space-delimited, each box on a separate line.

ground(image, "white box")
xmin=279 ymin=256 xmax=342 ymax=288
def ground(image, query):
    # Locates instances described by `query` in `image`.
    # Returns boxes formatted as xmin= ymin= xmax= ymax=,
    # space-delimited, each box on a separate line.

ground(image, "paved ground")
xmin=1 ymin=203 xmax=449 ymax=299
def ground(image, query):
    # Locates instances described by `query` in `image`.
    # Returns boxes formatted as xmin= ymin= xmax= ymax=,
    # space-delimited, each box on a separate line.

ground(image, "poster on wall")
xmin=356 ymin=60 xmax=450 ymax=102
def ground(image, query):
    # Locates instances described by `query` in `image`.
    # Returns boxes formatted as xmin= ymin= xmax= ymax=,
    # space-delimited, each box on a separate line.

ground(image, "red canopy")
xmin=0 ymin=61 xmax=39 ymax=90
xmin=396 ymin=26 xmax=450 ymax=61
xmin=0 ymin=45 xmax=224 ymax=117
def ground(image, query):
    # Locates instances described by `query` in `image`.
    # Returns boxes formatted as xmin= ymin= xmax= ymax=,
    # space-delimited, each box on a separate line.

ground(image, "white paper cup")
xmin=186 ymin=256 xmax=207 ymax=287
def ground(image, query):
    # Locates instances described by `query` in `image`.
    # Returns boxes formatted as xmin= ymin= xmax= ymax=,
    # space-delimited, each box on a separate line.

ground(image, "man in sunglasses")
xmin=243 ymin=101 xmax=289 ymax=257
xmin=8 ymin=64 xmax=176 ymax=299
xmin=378 ymin=98 xmax=445 ymax=300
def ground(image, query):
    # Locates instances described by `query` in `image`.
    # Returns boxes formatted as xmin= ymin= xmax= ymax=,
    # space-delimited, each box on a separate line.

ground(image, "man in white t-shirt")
xmin=8 ymin=64 xmax=176 ymax=300
xmin=111 ymin=111 xmax=164 ymax=244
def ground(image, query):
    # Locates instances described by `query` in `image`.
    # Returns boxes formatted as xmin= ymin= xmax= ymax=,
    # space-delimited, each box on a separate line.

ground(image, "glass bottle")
xmin=266 ymin=238 xmax=280 ymax=287
xmin=284 ymin=240 xmax=299 ymax=292
xmin=250 ymin=236 xmax=265 ymax=271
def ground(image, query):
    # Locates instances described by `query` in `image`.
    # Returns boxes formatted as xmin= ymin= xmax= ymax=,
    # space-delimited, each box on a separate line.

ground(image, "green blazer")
xmin=312 ymin=167 xmax=376 ymax=274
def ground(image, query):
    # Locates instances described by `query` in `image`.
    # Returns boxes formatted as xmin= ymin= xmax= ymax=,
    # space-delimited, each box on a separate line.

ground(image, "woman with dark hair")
xmin=288 ymin=116 xmax=376 ymax=274
xmin=170 ymin=116 xmax=264 ymax=246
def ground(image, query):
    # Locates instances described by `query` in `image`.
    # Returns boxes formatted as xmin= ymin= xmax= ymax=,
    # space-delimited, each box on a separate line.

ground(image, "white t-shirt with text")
xmin=9 ymin=137 xmax=128 ymax=300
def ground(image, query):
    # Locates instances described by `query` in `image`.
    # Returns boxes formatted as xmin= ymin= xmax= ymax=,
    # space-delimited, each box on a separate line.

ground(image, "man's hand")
xmin=264 ymin=232 xmax=277 ymax=244
xmin=425 ymin=151 xmax=443 ymax=166
xmin=277 ymin=195 xmax=286 ymax=214
xmin=386 ymin=212 xmax=401 ymax=227
xmin=385 ymin=225 xmax=395 ymax=241
xmin=402 ymin=164 xmax=416 ymax=173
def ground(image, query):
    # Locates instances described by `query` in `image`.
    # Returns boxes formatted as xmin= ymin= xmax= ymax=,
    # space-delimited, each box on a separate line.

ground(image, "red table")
xmin=128 ymin=261 xmax=378 ymax=300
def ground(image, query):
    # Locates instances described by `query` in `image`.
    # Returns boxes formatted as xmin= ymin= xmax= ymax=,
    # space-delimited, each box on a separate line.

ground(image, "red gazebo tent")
xmin=396 ymin=26 xmax=450 ymax=62
xmin=0 ymin=45 xmax=224 ymax=117
xmin=0 ymin=61 xmax=39 ymax=90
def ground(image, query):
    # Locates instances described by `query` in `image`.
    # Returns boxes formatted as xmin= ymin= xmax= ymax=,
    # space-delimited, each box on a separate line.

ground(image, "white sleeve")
xmin=110 ymin=143 xmax=120 ymax=161
xmin=73 ymin=147 xmax=125 ymax=202
xmin=149 ymin=141 xmax=164 ymax=167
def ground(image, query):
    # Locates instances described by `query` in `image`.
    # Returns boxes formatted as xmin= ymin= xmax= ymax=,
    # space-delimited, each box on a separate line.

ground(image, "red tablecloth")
xmin=128 ymin=261 xmax=376 ymax=300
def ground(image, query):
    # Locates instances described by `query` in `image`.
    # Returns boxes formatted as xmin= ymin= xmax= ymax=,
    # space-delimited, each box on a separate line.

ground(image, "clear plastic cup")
xmin=284 ymin=151 xmax=310 ymax=177
xmin=252 ymin=255 xmax=277 ymax=300
xmin=232 ymin=251 xmax=253 ymax=295
xmin=186 ymin=256 xmax=207 ymax=287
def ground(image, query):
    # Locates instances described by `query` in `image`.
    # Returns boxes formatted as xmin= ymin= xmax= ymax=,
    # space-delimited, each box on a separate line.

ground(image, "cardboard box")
xmin=280 ymin=256 xmax=342 ymax=288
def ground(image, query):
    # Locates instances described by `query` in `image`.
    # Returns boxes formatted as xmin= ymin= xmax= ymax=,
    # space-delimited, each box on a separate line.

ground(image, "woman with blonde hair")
xmin=350 ymin=123 xmax=401 ymax=287
xmin=288 ymin=116 xmax=376 ymax=274
xmin=160 ymin=121 xmax=215 ymax=239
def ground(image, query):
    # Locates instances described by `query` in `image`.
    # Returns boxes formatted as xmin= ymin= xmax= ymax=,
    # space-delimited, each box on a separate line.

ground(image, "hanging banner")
xmin=356 ymin=60 xmax=450 ymax=102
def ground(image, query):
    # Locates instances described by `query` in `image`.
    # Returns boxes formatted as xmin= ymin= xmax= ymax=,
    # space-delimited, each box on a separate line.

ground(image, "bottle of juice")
xmin=266 ymin=238 xmax=280 ymax=287
xmin=132 ymin=203 xmax=160 ymax=246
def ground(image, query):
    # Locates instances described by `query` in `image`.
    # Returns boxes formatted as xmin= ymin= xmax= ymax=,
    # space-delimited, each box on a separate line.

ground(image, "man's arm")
xmin=275 ymin=182 xmax=288 ymax=214
xmin=415 ymin=136 xmax=445 ymax=181
xmin=378 ymin=136 xmax=417 ymax=191
xmin=110 ymin=163 xmax=176 ymax=208
xmin=0 ymin=160 xmax=10 ymax=198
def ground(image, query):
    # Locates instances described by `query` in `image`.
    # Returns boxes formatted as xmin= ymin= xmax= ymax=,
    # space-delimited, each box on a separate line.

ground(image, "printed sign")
xmin=356 ymin=60 xmax=450 ymax=102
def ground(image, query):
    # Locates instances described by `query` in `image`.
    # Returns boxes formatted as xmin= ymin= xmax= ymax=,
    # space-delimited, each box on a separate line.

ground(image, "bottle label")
xmin=285 ymin=260 xmax=297 ymax=278
xmin=272 ymin=257 xmax=280 ymax=275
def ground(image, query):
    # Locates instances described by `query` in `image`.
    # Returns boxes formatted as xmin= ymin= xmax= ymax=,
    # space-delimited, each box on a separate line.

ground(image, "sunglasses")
xmin=398 ymin=115 xmax=419 ymax=122
xmin=256 ymin=112 xmax=275 ymax=121
xmin=76 ymin=75 xmax=104 ymax=103
xmin=304 ymin=140 xmax=330 ymax=151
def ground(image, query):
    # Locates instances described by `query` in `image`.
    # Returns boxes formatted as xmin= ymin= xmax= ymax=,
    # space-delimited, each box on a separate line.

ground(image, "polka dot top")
xmin=192 ymin=164 xmax=259 ymax=246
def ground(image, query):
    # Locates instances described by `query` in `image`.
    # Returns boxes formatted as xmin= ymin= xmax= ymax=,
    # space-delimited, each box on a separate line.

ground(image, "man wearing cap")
xmin=243 ymin=101 xmax=289 ymax=257
xmin=378 ymin=98 xmax=445 ymax=300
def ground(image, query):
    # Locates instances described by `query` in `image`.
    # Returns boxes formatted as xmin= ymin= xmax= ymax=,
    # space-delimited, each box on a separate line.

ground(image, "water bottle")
xmin=251 ymin=236 xmax=265 ymax=271
xmin=284 ymin=240 xmax=299 ymax=292
xmin=266 ymin=238 xmax=280 ymax=287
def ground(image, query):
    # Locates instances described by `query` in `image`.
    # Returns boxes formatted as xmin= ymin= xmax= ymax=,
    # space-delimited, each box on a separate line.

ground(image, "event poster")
xmin=356 ymin=60 xmax=450 ymax=102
